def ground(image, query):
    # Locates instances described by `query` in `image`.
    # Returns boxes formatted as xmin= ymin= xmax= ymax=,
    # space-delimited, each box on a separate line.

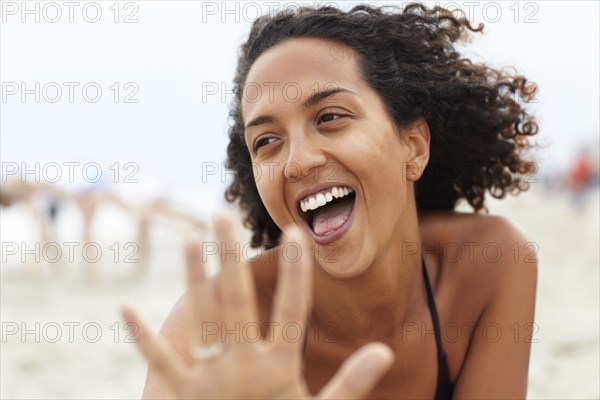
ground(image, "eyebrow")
xmin=244 ymin=87 xmax=356 ymax=131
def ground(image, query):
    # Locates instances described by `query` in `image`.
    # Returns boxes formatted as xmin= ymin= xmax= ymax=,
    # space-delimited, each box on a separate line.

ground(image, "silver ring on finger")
xmin=191 ymin=342 xmax=224 ymax=362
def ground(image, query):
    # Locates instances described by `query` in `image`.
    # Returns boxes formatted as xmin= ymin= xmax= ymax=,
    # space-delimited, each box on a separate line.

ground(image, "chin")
xmin=314 ymin=244 xmax=372 ymax=280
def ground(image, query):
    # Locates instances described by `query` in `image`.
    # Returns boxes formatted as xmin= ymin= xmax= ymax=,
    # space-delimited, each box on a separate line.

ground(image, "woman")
xmin=123 ymin=3 xmax=539 ymax=398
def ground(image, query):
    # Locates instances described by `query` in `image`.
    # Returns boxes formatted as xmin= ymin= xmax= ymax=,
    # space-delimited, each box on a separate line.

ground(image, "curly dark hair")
xmin=224 ymin=3 xmax=539 ymax=249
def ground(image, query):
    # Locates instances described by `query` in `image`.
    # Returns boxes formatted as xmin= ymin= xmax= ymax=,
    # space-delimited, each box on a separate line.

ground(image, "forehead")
xmin=242 ymin=38 xmax=361 ymax=118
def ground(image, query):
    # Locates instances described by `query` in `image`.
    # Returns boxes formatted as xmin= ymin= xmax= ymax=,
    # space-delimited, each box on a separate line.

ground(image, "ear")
xmin=402 ymin=117 xmax=430 ymax=182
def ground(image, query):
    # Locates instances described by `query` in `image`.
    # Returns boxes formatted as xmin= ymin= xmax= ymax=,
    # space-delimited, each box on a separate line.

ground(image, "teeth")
xmin=316 ymin=194 xmax=326 ymax=207
xmin=299 ymin=186 xmax=355 ymax=213
xmin=300 ymin=202 xmax=307 ymax=212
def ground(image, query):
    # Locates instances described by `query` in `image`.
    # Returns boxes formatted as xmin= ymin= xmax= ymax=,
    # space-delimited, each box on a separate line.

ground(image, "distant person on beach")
xmin=566 ymin=148 xmax=598 ymax=210
xmin=0 ymin=181 xmax=66 ymax=246
xmin=124 ymin=4 xmax=539 ymax=399
xmin=1 ymin=176 xmax=207 ymax=279
xmin=70 ymin=175 xmax=209 ymax=278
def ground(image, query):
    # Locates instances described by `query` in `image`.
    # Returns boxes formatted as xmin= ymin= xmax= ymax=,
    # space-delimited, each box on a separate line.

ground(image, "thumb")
xmin=317 ymin=342 xmax=394 ymax=399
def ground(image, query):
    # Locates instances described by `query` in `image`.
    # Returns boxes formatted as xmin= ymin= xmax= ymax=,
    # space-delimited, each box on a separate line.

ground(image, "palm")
xmin=122 ymin=213 xmax=393 ymax=399
xmin=180 ymin=349 xmax=304 ymax=398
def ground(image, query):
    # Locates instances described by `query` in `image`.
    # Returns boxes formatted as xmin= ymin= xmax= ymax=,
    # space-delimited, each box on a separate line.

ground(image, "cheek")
xmin=343 ymin=127 xmax=406 ymax=187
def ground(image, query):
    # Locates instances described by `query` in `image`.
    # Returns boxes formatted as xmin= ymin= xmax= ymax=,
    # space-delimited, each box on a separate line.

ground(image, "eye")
xmin=253 ymin=136 xmax=278 ymax=152
xmin=320 ymin=113 xmax=340 ymax=123
xmin=318 ymin=112 xmax=347 ymax=123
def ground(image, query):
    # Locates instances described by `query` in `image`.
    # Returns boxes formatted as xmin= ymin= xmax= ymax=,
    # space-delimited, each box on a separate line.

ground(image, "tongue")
xmin=311 ymin=198 xmax=353 ymax=236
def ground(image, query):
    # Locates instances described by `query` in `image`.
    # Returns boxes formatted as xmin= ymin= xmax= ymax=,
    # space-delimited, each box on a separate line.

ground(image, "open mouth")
xmin=298 ymin=186 xmax=356 ymax=239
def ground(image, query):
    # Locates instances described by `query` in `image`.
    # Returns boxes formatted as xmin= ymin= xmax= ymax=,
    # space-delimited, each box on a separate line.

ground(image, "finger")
xmin=270 ymin=226 xmax=313 ymax=352
xmin=212 ymin=212 xmax=259 ymax=330
xmin=185 ymin=240 xmax=222 ymax=348
xmin=317 ymin=342 xmax=394 ymax=400
xmin=121 ymin=305 xmax=187 ymax=390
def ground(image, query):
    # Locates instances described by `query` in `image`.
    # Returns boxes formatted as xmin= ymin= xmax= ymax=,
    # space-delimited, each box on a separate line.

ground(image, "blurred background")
xmin=1 ymin=1 xmax=598 ymax=398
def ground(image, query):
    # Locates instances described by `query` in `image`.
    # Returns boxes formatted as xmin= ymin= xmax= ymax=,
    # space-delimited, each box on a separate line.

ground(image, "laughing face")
xmin=242 ymin=38 xmax=429 ymax=278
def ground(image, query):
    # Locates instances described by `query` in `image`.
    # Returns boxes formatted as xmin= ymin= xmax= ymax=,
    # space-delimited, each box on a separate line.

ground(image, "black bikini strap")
xmin=422 ymin=257 xmax=454 ymax=399
xmin=422 ymin=257 xmax=444 ymax=360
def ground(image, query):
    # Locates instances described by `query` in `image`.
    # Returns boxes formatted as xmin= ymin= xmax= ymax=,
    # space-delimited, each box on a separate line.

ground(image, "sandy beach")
xmin=1 ymin=186 xmax=598 ymax=399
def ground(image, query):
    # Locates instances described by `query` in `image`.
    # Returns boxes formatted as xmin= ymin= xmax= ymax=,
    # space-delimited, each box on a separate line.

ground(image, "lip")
xmin=293 ymin=182 xmax=357 ymax=246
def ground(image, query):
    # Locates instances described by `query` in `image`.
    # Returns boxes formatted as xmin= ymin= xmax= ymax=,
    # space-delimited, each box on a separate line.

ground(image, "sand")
xmin=1 ymin=187 xmax=598 ymax=399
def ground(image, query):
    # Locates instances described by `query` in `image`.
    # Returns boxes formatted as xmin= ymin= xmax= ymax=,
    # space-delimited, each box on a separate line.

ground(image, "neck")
xmin=310 ymin=200 xmax=427 ymax=345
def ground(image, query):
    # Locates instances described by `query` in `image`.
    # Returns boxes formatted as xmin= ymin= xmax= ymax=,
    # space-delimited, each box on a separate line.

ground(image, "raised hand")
xmin=122 ymin=212 xmax=394 ymax=399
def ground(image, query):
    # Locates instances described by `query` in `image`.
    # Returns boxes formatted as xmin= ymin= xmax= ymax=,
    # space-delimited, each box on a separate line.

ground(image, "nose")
xmin=284 ymin=132 xmax=328 ymax=182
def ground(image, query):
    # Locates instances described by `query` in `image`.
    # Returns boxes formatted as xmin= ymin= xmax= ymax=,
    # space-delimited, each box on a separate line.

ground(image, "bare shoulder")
xmin=418 ymin=212 xmax=538 ymax=396
xmin=419 ymin=211 xmax=538 ymax=270
xmin=421 ymin=211 xmax=538 ymax=296
xmin=419 ymin=210 xmax=530 ymax=241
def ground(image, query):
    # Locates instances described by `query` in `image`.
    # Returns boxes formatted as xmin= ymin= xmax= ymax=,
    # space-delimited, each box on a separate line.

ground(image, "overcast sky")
xmin=1 ymin=1 xmax=598 ymax=205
